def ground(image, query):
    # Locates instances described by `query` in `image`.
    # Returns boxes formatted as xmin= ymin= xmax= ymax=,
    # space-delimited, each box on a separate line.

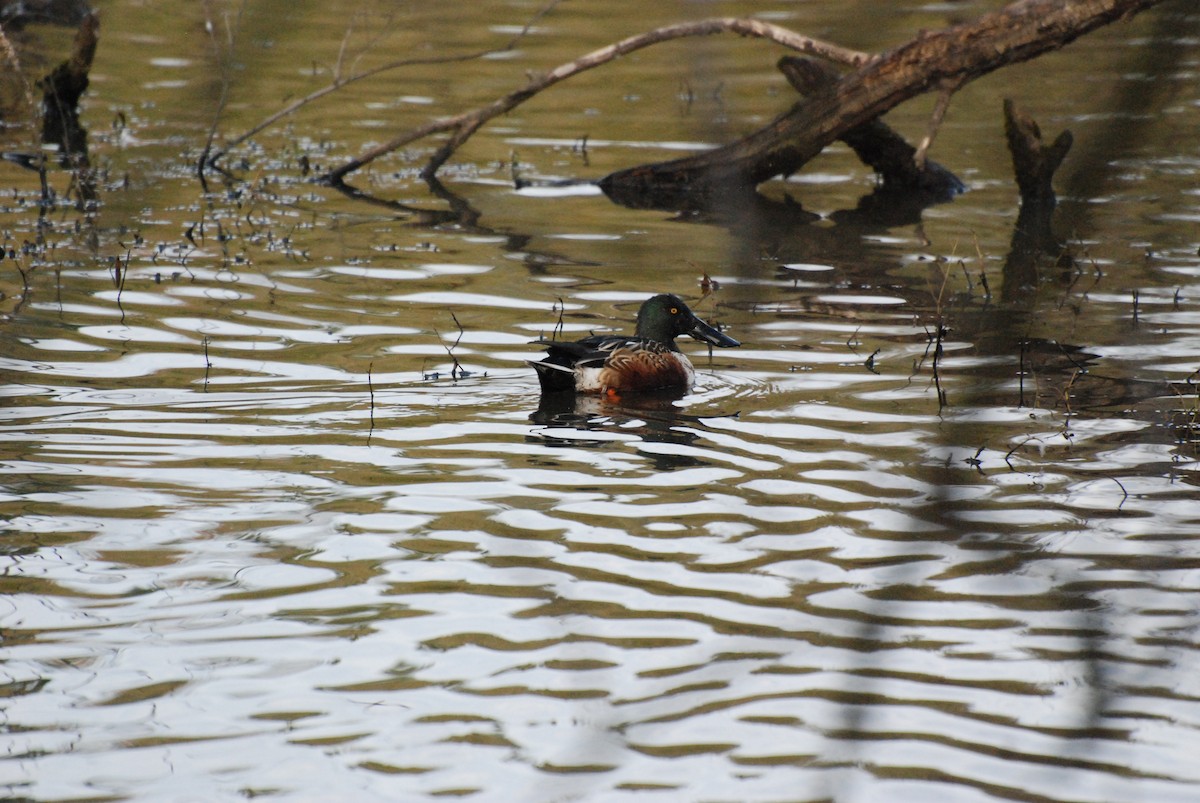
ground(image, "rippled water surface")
xmin=3 ymin=1 xmax=1200 ymax=800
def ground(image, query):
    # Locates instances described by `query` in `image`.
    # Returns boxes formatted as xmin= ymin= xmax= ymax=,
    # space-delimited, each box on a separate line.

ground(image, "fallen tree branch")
xmin=600 ymin=0 xmax=1169 ymax=209
xmin=777 ymin=56 xmax=963 ymax=200
xmin=319 ymin=18 xmax=873 ymax=185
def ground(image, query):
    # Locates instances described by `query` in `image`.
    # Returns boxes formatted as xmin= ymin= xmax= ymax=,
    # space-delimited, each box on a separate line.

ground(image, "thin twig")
xmin=367 ymin=361 xmax=375 ymax=444
xmin=931 ymin=322 xmax=948 ymax=409
xmin=1018 ymin=338 xmax=1028 ymax=408
xmin=321 ymin=17 xmax=873 ymax=184
xmin=449 ymin=311 xmax=466 ymax=350
xmin=914 ymin=77 xmax=964 ymax=169
xmin=203 ymin=337 xmax=212 ymax=391
xmin=1061 ymin=368 xmax=1080 ymax=415
xmin=433 ymin=314 xmax=468 ymax=380
xmin=552 ymin=297 xmax=565 ymax=340
xmin=1108 ymin=475 xmax=1129 ymax=509
xmin=1004 ymin=435 xmax=1044 ymax=470
xmin=113 ymin=253 xmax=129 ymax=323
xmin=12 ymin=253 xmax=29 ymax=317
xmin=197 ymin=0 xmax=248 ymax=182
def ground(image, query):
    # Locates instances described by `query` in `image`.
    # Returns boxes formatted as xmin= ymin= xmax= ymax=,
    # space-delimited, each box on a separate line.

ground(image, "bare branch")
xmin=319 ymin=17 xmax=874 ymax=185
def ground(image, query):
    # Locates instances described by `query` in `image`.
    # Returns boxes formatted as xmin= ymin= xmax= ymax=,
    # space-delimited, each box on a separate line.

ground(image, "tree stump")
xmin=39 ymin=11 xmax=98 ymax=161
xmin=1002 ymin=99 xmax=1073 ymax=297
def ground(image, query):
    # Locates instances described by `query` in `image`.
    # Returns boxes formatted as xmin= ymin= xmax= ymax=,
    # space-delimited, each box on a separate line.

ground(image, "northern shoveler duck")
xmin=530 ymin=293 xmax=740 ymax=395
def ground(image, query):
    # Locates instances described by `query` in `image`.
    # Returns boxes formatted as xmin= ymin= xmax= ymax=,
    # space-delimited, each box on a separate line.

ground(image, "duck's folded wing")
xmin=531 ymin=337 xmax=674 ymax=393
xmin=537 ymin=336 xmax=658 ymax=368
xmin=528 ymin=337 xmax=612 ymax=393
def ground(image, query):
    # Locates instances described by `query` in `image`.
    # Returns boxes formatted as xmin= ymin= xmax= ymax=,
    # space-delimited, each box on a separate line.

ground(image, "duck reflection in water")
xmin=531 ymin=386 xmax=722 ymax=469
xmin=528 ymin=294 xmax=740 ymax=464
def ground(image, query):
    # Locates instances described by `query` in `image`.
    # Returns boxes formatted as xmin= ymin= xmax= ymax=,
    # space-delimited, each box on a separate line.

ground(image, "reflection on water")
xmin=3 ymin=1 xmax=1200 ymax=801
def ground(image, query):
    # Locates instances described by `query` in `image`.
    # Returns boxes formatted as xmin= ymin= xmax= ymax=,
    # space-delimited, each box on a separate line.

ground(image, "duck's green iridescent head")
xmin=634 ymin=294 xmax=740 ymax=349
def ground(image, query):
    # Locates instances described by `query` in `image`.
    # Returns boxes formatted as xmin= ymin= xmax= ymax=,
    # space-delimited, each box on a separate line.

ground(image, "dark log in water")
xmin=1001 ymin=99 xmax=1074 ymax=298
xmin=39 ymin=11 xmax=98 ymax=161
xmin=776 ymin=56 xmax=965 ymax=202
xmin=599 ymin=0 xmax=1167 ymax=210
xmin=1004 ymin=99 xmax=1073 ymax=210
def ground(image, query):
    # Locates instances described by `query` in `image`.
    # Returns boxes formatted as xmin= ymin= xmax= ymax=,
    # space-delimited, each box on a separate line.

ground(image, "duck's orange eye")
xmin=670 ymin=307 xmax=678 ymax=314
